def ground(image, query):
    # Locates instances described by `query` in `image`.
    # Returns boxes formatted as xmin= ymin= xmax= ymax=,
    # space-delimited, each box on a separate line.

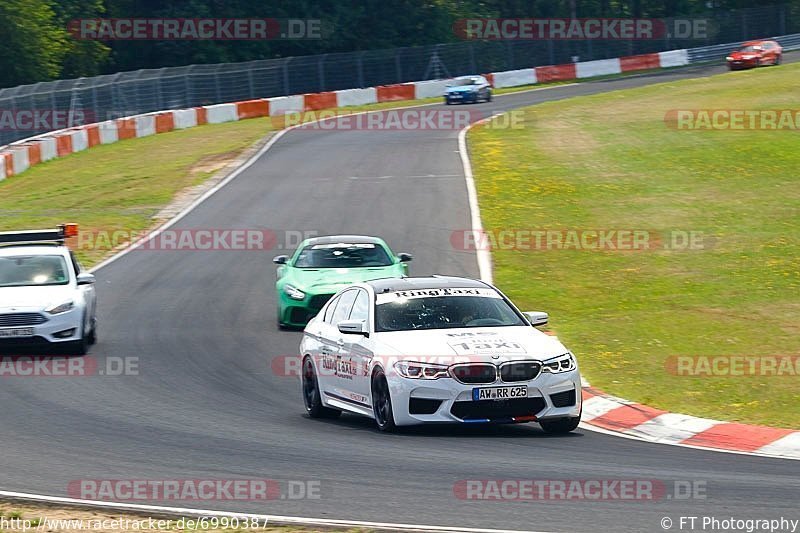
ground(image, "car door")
xmin=311 ymin=293 xmax=340 ymax=393
xmin=325 ymin=289 xmax=359 ymax=401
xmin=70 ymin=252 xmax=95 ymax=332
xmin=340 ymin=288 xmax=374 ymax=405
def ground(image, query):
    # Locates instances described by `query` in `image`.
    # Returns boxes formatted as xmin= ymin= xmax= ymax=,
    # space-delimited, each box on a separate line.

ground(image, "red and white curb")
xmin=580 ymin=387 xmax=800 ymax=460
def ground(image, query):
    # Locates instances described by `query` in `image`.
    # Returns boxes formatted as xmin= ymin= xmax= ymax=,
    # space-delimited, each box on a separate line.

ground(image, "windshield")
xmin=0 ymin=254 xmax=70 ymax=287
xmin=455 ymin=77 xmax=480 ymax=85
xmin=375 ymin=289 xmax=525 ymax=331
xmin=738 ymin=45 xmax=762 ymax=52
xmin=293 ymin=243 xmax=393 ymax=268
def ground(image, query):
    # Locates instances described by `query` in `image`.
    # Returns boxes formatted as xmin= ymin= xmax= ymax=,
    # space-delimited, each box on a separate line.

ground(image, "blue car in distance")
xmin=444 ymin=75 xmax=493 ymax=104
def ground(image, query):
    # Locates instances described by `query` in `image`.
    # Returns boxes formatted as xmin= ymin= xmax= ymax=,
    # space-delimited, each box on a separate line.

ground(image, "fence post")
xmin=214 ymin=65 xmax=222 ymax=102
xmin=156 ymin=68 xmax=164 ymax=109
xmin=469 ymin=43 xmax=477 ymax=73
xmin=395 ymin=50 xmax=402 ymax=82
xmin=184 ymin=65 xmax=193 ymax=108
xmin=248 ymin=66 xmax=255 ymax=99
xmin=548 ymin=39 xmax=554 ymax=65
xmin=318 ymin=54 xmax=327 ymax=92
xmin=283 ymin=57 xmax=292 ymax=96
xmin=357 ymin=52 xmax=365 ymax=88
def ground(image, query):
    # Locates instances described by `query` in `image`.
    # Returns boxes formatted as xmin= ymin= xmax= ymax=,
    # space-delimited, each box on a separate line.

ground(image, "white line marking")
xmin=0 ymin=490 xmax=553 ymax=533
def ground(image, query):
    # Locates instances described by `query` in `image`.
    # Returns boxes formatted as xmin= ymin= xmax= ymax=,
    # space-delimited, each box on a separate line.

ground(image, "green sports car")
xmin=273 ymin=235 xmax=412 ymax=328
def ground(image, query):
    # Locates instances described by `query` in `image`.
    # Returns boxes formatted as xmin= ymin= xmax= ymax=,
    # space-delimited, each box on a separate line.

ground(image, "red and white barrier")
xmin=173 ymin=109 xmax=198 ymax=129
xmin=492 ymin=68 xmax=537 ymax=88
xmin=205 ymin=103 xmax=239 ymax=124
xmin=413 ymin=79 xmax=452 ymax=99
xmin=268 ymin=95 xmax=304 ymax=116
xmin=335 ymin=88 xmax=377 ymax=107
xmin=658 ymin=49 xmax=690 ymax=68
xmin=0 ymin=48 xmax=690 ymax=180
xmin=576 ymin=58 xmax=622 ymax=78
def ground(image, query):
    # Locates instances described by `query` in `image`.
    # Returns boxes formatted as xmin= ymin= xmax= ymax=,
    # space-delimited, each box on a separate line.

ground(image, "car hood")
xmin=374 ymin=326 xmax=569 ymax=364
xmin=286 ymin=265 xmax=402 ymax=293
xmin=0 ymin=285 xmax=75 ymax=311
xmin=446 ymin=85 xmax=478 ymax=93
xmin=729 ymin=51 xmax=760 ymax=59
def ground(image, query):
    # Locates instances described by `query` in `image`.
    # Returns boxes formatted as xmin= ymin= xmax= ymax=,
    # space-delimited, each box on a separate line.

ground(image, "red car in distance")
xmin=726 ymin=40 xmax=783 ymax=70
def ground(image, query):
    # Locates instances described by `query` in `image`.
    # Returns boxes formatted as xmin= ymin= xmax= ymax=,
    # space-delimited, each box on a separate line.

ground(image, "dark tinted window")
xmin=0 ymin=255 xmax=69 ymax=287
xmin=375 ymin=295 xmax=524 ymax=332
xmin=294 ymin=243 xmax=393 ymax=268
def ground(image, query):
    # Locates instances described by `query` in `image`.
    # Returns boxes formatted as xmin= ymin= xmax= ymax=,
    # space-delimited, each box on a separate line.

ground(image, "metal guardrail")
xmin=688 ymin=32 xmax=800 ymax=62
xmin=0 ymin=4 xmax=798 ymax=147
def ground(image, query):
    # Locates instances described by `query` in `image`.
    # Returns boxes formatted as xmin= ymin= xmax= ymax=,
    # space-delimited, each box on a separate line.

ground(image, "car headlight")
xmin=46 ymin=301 xmax=75 ymax=315
xmin=393 ymin=361 xmax=450 ymax=380
xmin=283 ymin=284 xmax=306 ymax=301
xmin=541 ymin=352 xmax=576 ymax=373
xmin=726 ymin=56 xmax=734 ymax=61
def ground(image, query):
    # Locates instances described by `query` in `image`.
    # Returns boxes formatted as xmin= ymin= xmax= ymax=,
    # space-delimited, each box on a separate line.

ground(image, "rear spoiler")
xmin=0 ymin=224 xmax=78 ymax=246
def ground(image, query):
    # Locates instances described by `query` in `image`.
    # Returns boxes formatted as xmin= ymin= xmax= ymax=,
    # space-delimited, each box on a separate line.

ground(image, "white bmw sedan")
xmin=299 ymin=276 xmax=582 ymax=433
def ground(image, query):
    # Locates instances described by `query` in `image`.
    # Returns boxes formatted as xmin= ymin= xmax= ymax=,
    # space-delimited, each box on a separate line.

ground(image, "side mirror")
xmin=397 ymin=253 xmax=413 ymax=262
xmin=338 ymin=319 xmax=368 ymax=336
xmin=273 ymin=255 xmax=288 ymax=265
xmin=76 ymin=273 xmax=96 ymax=285
xmin=523 ymin=311 xmax=548 ymax=327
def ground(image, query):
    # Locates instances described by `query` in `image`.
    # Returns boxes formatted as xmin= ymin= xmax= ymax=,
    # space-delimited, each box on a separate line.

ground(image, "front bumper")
xmin=0 ymin=308 xmax=84 ymax=351
xmin=388 ymin=368 xmax=582 ymax=426
xmin=727 ymin=59 xmax=758 ymax=69
xmin=278 ymin=292 xmax=335 ymax=327
xmin=445 ymin=92 xmax=479 ymax=104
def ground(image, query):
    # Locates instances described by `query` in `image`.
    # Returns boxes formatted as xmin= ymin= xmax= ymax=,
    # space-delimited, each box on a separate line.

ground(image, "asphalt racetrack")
xmin=1 ymin=55 xmax=798 ymax=532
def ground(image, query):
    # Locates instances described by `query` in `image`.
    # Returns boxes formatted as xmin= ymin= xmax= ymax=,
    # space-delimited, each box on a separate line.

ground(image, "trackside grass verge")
xmin=468 ymin=61 xmax=800 ymax=428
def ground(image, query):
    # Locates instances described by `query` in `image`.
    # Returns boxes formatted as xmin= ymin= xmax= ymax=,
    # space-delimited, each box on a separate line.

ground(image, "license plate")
xmin=0 ymin=327 xmax=35 ymax=338
xmin=473 ymin=386 xmax=527 ymax=401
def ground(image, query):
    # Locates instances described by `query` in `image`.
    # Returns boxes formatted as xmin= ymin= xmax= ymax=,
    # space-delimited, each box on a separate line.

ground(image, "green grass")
xmin=469 ymin=62 xmax=800 ymax=428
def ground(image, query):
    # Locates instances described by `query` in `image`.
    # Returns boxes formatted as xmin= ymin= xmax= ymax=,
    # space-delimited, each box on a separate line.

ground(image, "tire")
xmin=487 ymin=91 xmax=493 ymax=102
xmin=302 ymin=356 xmax=341 ymax=419
xmin=756 ymin=58 xmax=761 ymax=67
xmin=444 ymin=98 xmax=451 ymax=105
xmin=774 ymin=54 xmax=782 ymax=65
xmin=371 ymin=368 xmax=396 ymax=432
xmin=539 ymin=416 xmax=581 ymax=434
xmin=87 ymin=317 xmax=97 ymax=345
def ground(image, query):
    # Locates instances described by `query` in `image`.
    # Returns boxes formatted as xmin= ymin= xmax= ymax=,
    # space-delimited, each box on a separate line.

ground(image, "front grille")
xmin=451 ymin=397 xmax=546 ymax=421
xmin=550 ymin=388 xmax=577 ymax=408
xmin=450 ymin=363 xmax=497 ymax=385
xmin=409 ymin=398 xmax=443 ymax=415
xmin=308 ymin=294 xmax=334 ymax=311
xmin=500 ymin=361 xmax=542 ymax=382
xmin=0 ymin=313 xmax=48 ymax=327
